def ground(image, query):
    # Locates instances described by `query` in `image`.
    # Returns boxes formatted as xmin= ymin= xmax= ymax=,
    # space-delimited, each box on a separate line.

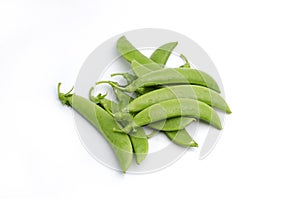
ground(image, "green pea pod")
xmin=165 ymin=129 xmax=198 ymax=147
xmin=117 ymin=36 xmax=161 ymax=67
xmin=89 ymin=88 xmax=148 ymax=165
xmin=123 ymin=85 xmax=231 ymax=114
xmin=116 ymin=98 xmax=222 ymax=134
xmin=58 ymin=83 xmax=133 ymax=173
xmin=150 ymin=42 xmax=178 ymax=66
xmin=148 ymin=117 xmax=196 ymax=131
xmin=99 ymin=68 xmax=220 ymax=93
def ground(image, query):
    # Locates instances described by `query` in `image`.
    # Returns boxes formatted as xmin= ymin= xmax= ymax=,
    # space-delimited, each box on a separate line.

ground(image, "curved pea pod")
xmin=89 ymin=88 xmax=148 ymax=164
xmin=101 ymin=68 xmax=220 ymax=93
xmin=148 ymin=117 xmax=196 ymax=131
xmin=58 ymin=83 xmax=133 ymax=173
xmin=123 ymin=85 xmax=231 ymax=114
xmin=165 ymin=129 xmax=198 ymax=147
xmin=116 ymin=98 xmax=222 ymax=134
xmin=150 ymin=42 xmax=178 ymax=66
xmin=117 ymin=36 xmax=161 ymax=67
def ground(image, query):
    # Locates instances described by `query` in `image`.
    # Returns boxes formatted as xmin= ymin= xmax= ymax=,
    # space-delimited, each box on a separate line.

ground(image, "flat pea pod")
xmin=165 ymin=129 xmax=198 ymax=147
xmin=89 ymin=89 xmax=148 ymax=165
xmin=58 ymin=83 xmax=133 ymax=173
xmin=148 ymin=117 xmax=196 ymax=131
xmin=150 ymin=42 xmax=178 ymax=66
xmin=117 ymin=36 xmax=161 ymax=67
xmin=100 ymin=68 xmax=220 ymax=93
xmin=115 ymin=98 xmax=222 ymax=134
xmin=123 ymin=85 xmax=231 ymax=114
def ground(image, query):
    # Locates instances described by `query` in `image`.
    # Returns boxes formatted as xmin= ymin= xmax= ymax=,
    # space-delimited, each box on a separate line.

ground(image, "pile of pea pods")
xmin=58 ymin=36 xmax=231 ymax=173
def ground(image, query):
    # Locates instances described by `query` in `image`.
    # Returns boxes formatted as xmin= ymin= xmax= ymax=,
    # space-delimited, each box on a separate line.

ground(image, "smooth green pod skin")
xmin=118 ymin=98 xmax=222 ymax=134
xmin=58 ymin=84 xmax=133 ymax=173
xmin=148 ymin=117 xmax=196 ymax=131
xmin=123 ymin=85 xmax=231 ymax=114
xmin=90 ymin=90 xmax=148 ymax=165
xmin=150 ymin=42 xmax=178 ymax=66
xmin=165 ymin=129 xmax=198 ymax=147
xmin=117 ymin=36 xmax=161 ymax=67
xmin=122 ymin=68 xmax=220 ymax=93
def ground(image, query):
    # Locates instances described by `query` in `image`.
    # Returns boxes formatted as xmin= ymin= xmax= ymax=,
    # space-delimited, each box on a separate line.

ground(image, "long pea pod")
xmin=58 ymin=83 xmax=133 ymax=173
xmin=89 ymin=88 xmax=148 ymax=165
xmin=99 ymin=68 xmax=221 ymax=93
xmin=123 ymin=85 xmax=231 ymax=114
xmin=150 ymin=42 xmax=178 ymax=66
xmin=116 ymin=98 xmax=222 ymax=134
xmin=117 ymin=36 xmax=161 ymax=67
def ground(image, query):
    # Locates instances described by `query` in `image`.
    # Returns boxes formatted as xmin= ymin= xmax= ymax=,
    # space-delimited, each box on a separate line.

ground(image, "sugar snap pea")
xmin=117 ymin=36 xmax=161 ymax=67
xmin=123 ymin=85 xmax=231 ymax=113
xmin=165 ymin=129 xmax=198 ymax=147
xmin=58 ymin=83 xmax=133 ymax=172
xmin=99 ymin=68 xmax=220 ymax=93
xmin=150 ymin=42 xmax=178 ymax=66
xmin=115 ymin=98 xmax=222 ymax=134
xmin=89 ymin=88 xmax=148 ymax=165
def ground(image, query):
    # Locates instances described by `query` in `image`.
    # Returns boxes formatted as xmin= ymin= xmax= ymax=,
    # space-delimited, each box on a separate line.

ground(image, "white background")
xmin=1 ymin=0 xmax=299 ymax=198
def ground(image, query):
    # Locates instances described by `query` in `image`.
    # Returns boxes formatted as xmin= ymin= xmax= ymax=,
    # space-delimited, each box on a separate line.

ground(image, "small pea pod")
xmin=89 ymin=88 xmax=148 ymax=165
xmin=115 ymin=98 xmax=222 ymax=134
xmin=58 ymin=83 xmax=133 ymax=173
xmin=150 ymin=42 xmax=178 ymax=66
xmin=123 ymin=85 xmax=231 ymax=113
xmin=165 ymin=129 xmax=198 ymax=147
xmin=98 ymin=68 xmax=220 ymax=93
